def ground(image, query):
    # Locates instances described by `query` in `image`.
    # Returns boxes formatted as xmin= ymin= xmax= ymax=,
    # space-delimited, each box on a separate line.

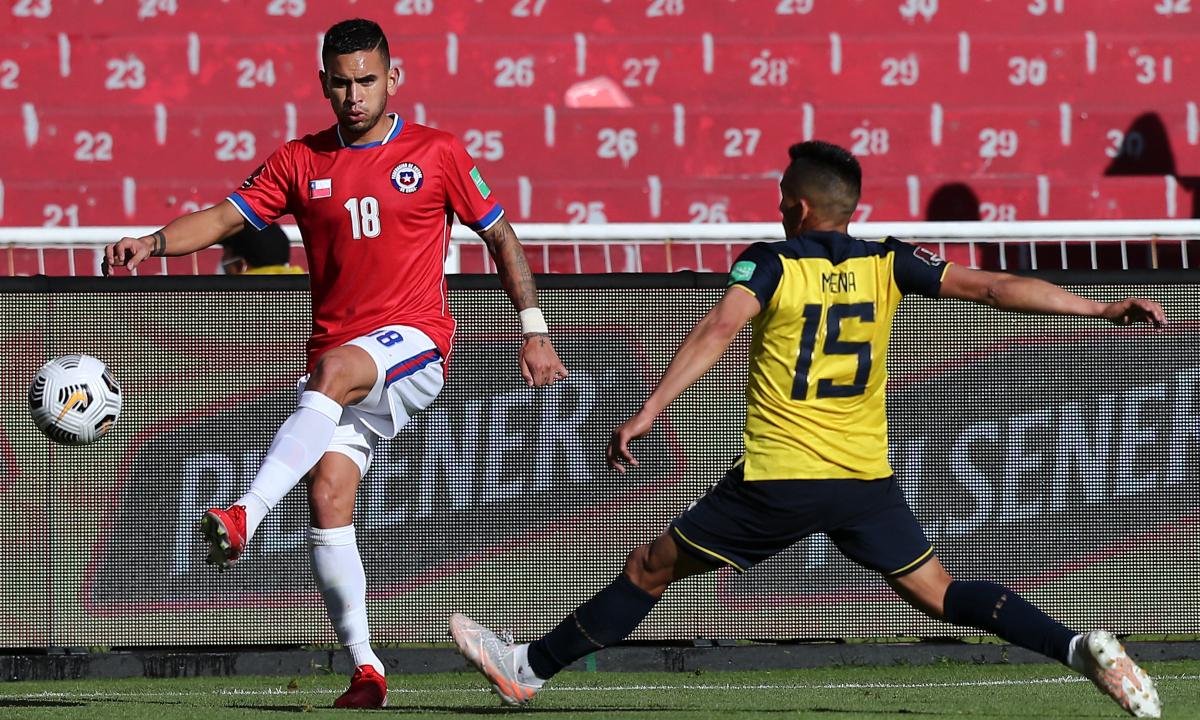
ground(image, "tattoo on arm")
xmin=150 ymin=230 xmax=167 ymax=257
xmin=481 ymin=218 xmax=539 ymax=311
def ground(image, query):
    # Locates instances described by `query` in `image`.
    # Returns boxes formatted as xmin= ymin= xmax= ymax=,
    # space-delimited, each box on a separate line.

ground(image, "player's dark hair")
xmin=322 ymin=18 xmax=390 ymax=67
xmin=223 ymin=223 xmax=291 ymax=268
xmin=784 ymin=141 xmax=862 ymax=223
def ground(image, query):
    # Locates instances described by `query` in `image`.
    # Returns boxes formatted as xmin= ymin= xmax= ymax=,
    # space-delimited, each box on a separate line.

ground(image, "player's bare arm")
xmin=939 ymin=263 xmax=1167 ymax=328
xmin=103 ymin=201 xmax=247 ymax=275
xmin=607 ymin=287 xmax=760 ymax=473
xmin=479 ymin=216 xmax=568 ymax=387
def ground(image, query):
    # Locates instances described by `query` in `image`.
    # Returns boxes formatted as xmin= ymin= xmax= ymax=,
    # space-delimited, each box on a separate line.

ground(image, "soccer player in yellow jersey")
xmin=451 ymin=141 xmax=1166 ymax=717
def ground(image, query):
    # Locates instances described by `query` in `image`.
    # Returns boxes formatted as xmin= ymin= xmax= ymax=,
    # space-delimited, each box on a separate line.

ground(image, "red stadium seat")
xmin=1 ymin=179 xmax=128 ymax=226
xmin=157 ymin=106 xmax=292 ymax=183
xmin=135 ymin=180 xmax=236 ymax=225
xmin=578 ymin=37 xmax=704 ymax=107
xmin=4 ymin=2 xmax=1197 ymax=236
xmin=553 ymin=107 xmax=681 ymax=177
xmin=936 ymin=105 xmax=1067 ymax=176
xmin=0 ymin=34 xmax=57 ymax=110
xmin=448 ymin=36 xmax=580 ymax=106
xmin=57 ymin=33 xmax=187 ymax=107
xmin=13 ymin=105 xmax=159 ymax=182
xmin=414 ymin=105 xmax=551 ymax=178
xmin=961 ymin=35 xmax=1089 ymax=104
xmin=654 ymin=177 xmax=780 ymax=223
xmin=832 ymin=35 xmax=960 ymax=106
xmin=815 ymin=107 xmax=934 ymax=176
xmin=701 ymin=37 xmax=829 ymax=103
xmin=186 ymin=35 xmax=325 ymax=106
xmin=1086 ymin=35 xmax=1199 ymax=104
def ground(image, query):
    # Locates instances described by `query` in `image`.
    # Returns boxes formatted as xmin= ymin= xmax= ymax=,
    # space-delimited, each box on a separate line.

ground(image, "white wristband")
xmin=520 ymin=307 xmax=549 ymax=336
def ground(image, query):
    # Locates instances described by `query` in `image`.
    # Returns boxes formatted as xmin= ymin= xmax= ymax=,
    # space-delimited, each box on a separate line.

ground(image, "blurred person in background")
xmin=220 ymin=223 xmax=304 ymax=275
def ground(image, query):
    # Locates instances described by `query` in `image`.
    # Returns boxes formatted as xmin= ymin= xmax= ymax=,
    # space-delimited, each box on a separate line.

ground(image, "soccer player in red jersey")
xmin=103 ymin=18 xmax=567 ymax=709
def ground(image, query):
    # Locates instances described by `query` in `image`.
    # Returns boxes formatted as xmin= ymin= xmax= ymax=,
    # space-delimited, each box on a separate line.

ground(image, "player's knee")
xmin=623 ymin=544 xmax=669 ymax=598
xmin=307 ymin=470 xmax=353 ymax=520
xmin=308 ymin=354 xmax=355 ymax=403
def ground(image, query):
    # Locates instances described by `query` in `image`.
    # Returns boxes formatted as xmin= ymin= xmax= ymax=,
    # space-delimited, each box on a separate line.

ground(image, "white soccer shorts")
xmin=297 ymin=325 xmax=444 ymax=476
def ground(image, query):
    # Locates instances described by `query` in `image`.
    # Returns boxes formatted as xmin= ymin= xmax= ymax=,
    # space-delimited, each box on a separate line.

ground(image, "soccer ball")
xmin=28 ymin=354 xmax=123 ymax=445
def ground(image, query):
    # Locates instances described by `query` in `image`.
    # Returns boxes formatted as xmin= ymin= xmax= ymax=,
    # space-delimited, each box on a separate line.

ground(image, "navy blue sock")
xmin=943 ymin=580 xmax=1075 ymax=665
xmin=527 ymin=573 xmax=659 ymax=680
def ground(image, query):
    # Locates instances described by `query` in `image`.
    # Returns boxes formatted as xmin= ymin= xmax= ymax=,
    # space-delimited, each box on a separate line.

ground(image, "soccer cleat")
xmin=1080 ymin=630 xmax=1161 ymax=718
xmin=333 ymin=665 xmax=388 ymax=709
xmin=449 ymin=613 xmax=540 ymax=707
xmin=199 ymin=505 xmax=247 ymax=572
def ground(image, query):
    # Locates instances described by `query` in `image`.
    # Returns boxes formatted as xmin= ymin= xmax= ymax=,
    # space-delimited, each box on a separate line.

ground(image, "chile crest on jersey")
xmin=391 ymin=162 xmax=424 ymax=194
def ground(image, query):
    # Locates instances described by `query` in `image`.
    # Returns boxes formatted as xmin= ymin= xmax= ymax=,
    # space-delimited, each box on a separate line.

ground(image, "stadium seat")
xmin=700 ymin=37 xmax=829 ymax=103
xmin=414 ymin=105 xmax=550 ymax=178
xmin=1086 ymin=35 xmax=1198 ymax=103
xmin=1 ymin=179 xmax=127 ymax=226
xmin=185 ymin=36 xmax=325 ymax=105
xmin=912 ymin=0 xmax=1197 ymax=33
xmin=135 ymin=180 xmax=236 ymax=225
xmin=156 ymin=106 xmax=292 ymax=182
xmin=961 ymin=35 xmax=1088 ymax=104
xmin=654 ymin=177 xmax=780 ymax=223
xmin=5 ymin=4 xmax=1197 ymax=234
xmin=9 ymin=105 xmax=157 ymax=182
xmin=553 ymin=107 xmax=681 ymax=176
xmin=1068 ymin=103 xmax=1200 ymax=178
xmin=814 ymin=107 xmax=933 ymax=175
xmin=448 ymin=36 xmax=580 ymax=105
xmin=55 ymin=33 xmax=187 ymax=107
xmin=578 ymin=37 xmax=704 ymax=107
xmin=0 ymin=34 xmax=56 ymax=110
xmin=936 ymin=105 xmax=1067 ymax=176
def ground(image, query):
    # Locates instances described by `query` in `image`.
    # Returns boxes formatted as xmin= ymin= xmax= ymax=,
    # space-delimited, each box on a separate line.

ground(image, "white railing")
xmin=0 ymin=220 xmax=1196 ymax=275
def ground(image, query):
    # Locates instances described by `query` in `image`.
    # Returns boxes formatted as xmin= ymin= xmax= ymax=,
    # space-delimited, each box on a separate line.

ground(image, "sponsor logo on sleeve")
xmin=240 ymin=164 xmax=266 ymax=190
xmin=914 ymin=246 xmax=945 ymax=266
xmin=391 ymin=163 xmax=424 ymax=194
xmin=728 ymin=260 xmax=757 ymax=285
xmin=469 ymin=167 xmax=491 ymax=199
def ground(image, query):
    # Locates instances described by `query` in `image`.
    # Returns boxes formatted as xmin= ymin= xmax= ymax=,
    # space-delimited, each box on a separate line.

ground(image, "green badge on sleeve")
xmin=728 ymin=260 xmax=756 ymax=285
xmin=469 ymin=167 xmax=491 ymax=199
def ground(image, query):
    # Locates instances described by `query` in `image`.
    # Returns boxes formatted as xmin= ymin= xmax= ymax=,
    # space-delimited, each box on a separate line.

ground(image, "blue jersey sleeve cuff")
xmin=466 ymin=204 xmax=504 ymax=233
xmin=227 ymin=193 xmax=269 ymax=231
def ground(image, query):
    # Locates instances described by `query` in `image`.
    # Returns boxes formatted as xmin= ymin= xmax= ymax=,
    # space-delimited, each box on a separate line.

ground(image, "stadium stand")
xmin=2 ymin=0 xmax=1198 ymax=274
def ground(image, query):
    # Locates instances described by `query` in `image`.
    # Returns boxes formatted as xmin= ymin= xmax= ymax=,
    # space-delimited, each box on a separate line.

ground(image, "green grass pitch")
xmin=1 ymin=660 xmax=1197 ymax=719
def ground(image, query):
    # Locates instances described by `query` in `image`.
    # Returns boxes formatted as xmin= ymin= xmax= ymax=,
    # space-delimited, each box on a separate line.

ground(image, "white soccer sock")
xmin=1067 ymin=633 xmax=1087 ymax=673
xmin=310 ymin=524 xmax=384 ymax=676
xmin=238 ymin=391 xmax=342 ymax=539
xmin=513 ymin=643 xmax=546 ymax=686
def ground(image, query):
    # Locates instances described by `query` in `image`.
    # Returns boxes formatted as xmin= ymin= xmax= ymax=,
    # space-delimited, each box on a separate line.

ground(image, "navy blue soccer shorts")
xmin=669 ymin=461 xmax=934 ymax=577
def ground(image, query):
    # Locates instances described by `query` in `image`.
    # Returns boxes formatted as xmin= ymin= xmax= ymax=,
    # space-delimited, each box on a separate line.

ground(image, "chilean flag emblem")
xmin=309 ymin=178 xmax=332 ymax=199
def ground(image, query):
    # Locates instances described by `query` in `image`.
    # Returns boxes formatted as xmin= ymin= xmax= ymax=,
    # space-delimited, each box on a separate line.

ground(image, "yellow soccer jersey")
xmin=728 ymin=232 xmax=949 ymax=480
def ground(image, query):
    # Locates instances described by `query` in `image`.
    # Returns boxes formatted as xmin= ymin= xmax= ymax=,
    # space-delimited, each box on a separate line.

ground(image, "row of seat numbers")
xmin=12 ymin=0 xmax=1190 ymax=19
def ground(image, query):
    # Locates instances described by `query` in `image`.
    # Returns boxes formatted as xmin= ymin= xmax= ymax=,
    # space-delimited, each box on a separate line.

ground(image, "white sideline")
xmin=5 ymin=674 xmax=1198 ymax=699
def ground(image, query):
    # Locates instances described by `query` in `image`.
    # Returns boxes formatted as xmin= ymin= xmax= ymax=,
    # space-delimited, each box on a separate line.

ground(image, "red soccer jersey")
xmin=227 ymin=114 xmax=501 ymax=370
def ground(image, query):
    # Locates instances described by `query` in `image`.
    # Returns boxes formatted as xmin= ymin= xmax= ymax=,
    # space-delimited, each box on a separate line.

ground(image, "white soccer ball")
xmin=28 ymin=354 xmax=123 ymax=445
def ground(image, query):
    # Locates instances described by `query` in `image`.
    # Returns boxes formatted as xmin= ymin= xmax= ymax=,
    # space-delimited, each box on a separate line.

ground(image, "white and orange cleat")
xmin=199 ymin=505 xmax=247 ymax=572
xmin=333 ymin=665 xmax=388 ymax=709
xmin=449 ymin=613 xmax=540 ymax=707
xmin=1080 ymin=630 xmax=1161 ymax=718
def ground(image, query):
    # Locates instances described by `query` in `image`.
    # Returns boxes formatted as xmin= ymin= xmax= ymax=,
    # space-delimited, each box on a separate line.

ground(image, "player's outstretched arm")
xmin=479 ymin=217 xmax=568 ymax=387
xmin=608 ymin=287 xmax=760 ymax=473
xmin=938 ymin=264 xmax=1167 ymax=328
xmin=103 ymin=201 xmax=247 ymax=275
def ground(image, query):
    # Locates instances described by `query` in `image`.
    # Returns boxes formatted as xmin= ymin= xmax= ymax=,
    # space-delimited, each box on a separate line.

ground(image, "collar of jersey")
xmin=337 ymin=113 xmax=403 ymax=149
